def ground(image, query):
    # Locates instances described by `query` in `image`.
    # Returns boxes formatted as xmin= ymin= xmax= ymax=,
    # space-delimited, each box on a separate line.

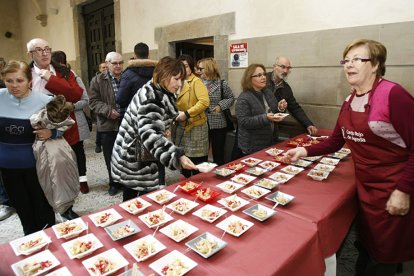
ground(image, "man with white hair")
xmin=88 ymin=52 xmax=124 ymax=196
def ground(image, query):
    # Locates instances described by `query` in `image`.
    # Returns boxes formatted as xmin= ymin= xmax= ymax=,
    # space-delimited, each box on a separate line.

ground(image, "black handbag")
xmin=135 ymin=136 xmax=157 ymax=169
xmin=220 ymin=80 xmax=235 ymax=131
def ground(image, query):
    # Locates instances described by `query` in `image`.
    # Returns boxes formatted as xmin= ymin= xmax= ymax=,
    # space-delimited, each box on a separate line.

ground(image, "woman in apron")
xmin=283 ymin=39 xmax=414 ymax=275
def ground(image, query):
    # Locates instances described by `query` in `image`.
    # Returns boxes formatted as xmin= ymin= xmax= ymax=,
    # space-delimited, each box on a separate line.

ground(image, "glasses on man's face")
xmin=110 ymin=61 xmax=124 ymax=66
xmin=340 ymin=57 xmax=371 ymax=66
xmin=31 ymin=47 xmax=52 ymax=55
xmin=276 ymin=64 xmax=292 ymax=71
xmin=251 ymin=73 xmax=267 ymax=78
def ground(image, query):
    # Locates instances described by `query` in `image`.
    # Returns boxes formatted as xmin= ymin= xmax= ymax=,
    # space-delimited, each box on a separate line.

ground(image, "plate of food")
xmin=116 ymin=264 xmax=145 ymax=276
xmin=166 ymin=198 xmax=199 ymax=215
xmin=213 ymin=167 xmax=236 ymax=177
xmin=45 ymin=266 xmax=72 ymax=276
xmin=61 ymin=233 xmax=103 ymax=259
xmin=307 ymin=169 xmax=330 ymax=181
xmin=272 ymin=155 xmax=290 ymax=164
xmin=265 ymin=148 xmax=284 ymax=157
xmin=178 ymin=181 xmax=201 ymax=194
xmin=185 ymin=232 xmax=227 ymax=259
xmin=138 ymin=208 xmax=174 ymax=228
xmin=216 ymin=181 xmax=244 ymax=194
xmin=241 ymin=185 xmax=271 ymax=200
xmin=290 ymin=159 xmax=313 ymax=168
xmin=11 ymin=249 xmax=60 ymax=276
xmin=82 ymin=248 xmax=129 ymax=276
xmin=313 ymin=163 xmax=336 ymax=172
xmin=215 ymin=215 xmax=254 ymax=237
xmin=258 ymin=160 xmax=280 ymax=171
xmin=196 ymin=162 xmax=217 ymax=173
xmin=320 ymin=157 xmax=340 ymax=166
xmin=147 ymin=189 xmax=177 ymax=205
xmin=243 ymin=204 xmax=277 ymax=222
xmin=245 ymin=166 xmax=268 ymax=176
xmin=254 ymin=178 xmax=281 ymax=190
xmin=192 ymin=204 xmax=227 ymax=223
xmin=265 ymin=191 xmax=295 ymax=206
xmin=337 ymin=147 xmax=351 ymax=155
xmin=217 ymin=195 xmax=250 ymax=212
xmin=119 ymin=198 xmax=152 ymax=215
xmin=275 ymin=113 xmax=289 ymax=119
xmin=329 ymin=152 xmax=348 ymax=159
xmin=10 ymin=230 xmax=52 ymax=256
xmin=240 ymin=157 xmax=262 ymax=167
xmin=159 ymin=219 xmax=199 ymax=242
xmin=105 ymin=220 xmax=141 ymax=241
xmin=230 ymin=173 xmax=257 ymax=185
xmin=268 ymin=172 xmax=294 ymax=184
xmin=52 ymin=218 xmax=87 ymax=240
xmin=280 ymin=165 xmax=304 ymax=175
xmin=225 ymin=162 xmax=245 ymax=171
xmin=192 ymin=187 xmax=221 ymax=203
xmin=149 ymin=249 xmax=197 ymax=276
xmin=300 ymin=155 xmax=322 ymax=162
xmin=88 ymin=208 xmax=123 ymax=228
xmin=123 ymin=235 xmax=166 ymax=262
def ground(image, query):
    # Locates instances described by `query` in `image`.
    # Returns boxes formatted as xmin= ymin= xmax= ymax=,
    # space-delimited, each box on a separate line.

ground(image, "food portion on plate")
xmin=10 ymin=230 xmax=51 ymax=256
xmin=265 ymin=191 xmax=295 ymax=206
xmin=280 ymin=165 xmax=304 ymax=175
xmin=139 ymin=209 xmax=174 ymax=228
xmin=265 ymin=148 xmax=284 ymax=157
xmin=216 ymin=181 xmax=243 ymax=194
xmin=241 ymin=185 xmax=271 ymax=199
xmin=192 ymin=187 xmax=221 ymax=202
xmin=216 ymin=215 xmax=254 ymax=237
xmin=240 ymin=157 xmax=262 ymax=167
xmin=160 ymin=219 xmax=198 ymax=242
xmin=119 ymin=198 xmax=151 ymax=215
xmin=196 ymin=162 xmax=218 ymax=172
xmin=320 ymin=157 xmax=340 ymax=166
xmin=213 ymin=167 xmax=236 ymax=177
xmin=62 ymin=233 xmax=103 ymax=259
xmin=166 ymin=198 xmax=199 ymax=215
xmin=11 ymin=250 xmax=60 ymax=276
xmin=258 ymin=160 xmax=280 ymax=171
xmin=147 ymin=189 xmax=177 ymax=205
xmin=192 ymin=204 xmax=227 ymax=223
xmin=225 ymin=162 xmax=245 ymax=171
xmin=243 ymin=204 xmax=277 ymax=222
xmin=245 ymin=166 xmax=268 ymax=176
xmin=230 ymin=173 xmax=257 ymax=185
xmin=105 ymin=220 xmax=140 ymax=241
xmin=290 ymin=159 xmax=312 ymax=168
xmin=82 ymin=248 xmax=128 ymax=276
xmin=314 ymin=163 xmax=335 ymax=172
xmin=254 ymin=178 xmax=281 ymax=190
xmin=178 ymin=181 xmax=201 ymax=194
xmin=52 ymin=218 xmax=87 ymax=239
xmin=268 ymin=171 xmax=294 ymax=184
xmin=218 ymin=195 xmax=250 ymax=212
xmin=149 ymin=250 xmax=197 ymax=276
xmin=124 ymin=234 xmax=166 ymax=262
xmin=186 ymin=232 xmax=227 ymax=259
xmin=287 ymin=137 xmax=322 ymax=147
xmin=307 ymin=169 xmax=330 ymax=181
xmin=89 ymin=208 xmax=122 ymax=228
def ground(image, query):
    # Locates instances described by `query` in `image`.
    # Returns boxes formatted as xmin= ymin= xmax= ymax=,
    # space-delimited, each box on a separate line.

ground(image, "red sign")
xmin=230 ymin=43 xmax=247 ymax=53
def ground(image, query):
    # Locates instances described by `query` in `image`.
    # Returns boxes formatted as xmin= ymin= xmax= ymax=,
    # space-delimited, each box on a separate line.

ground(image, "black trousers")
xmin=101 ymin=131 xmax=120 ymax=187
xmin=71 ymin=140 xmax=87 ymax=178
xmin=2 ymin=168 xmax=55 ymax=235
xmin=209 ymin=127 xmax=227 ymax=166
xmin=354 ymin=241 xmax=398 ymax=276
xmin=182 ymin=156 xmax=208 ymax=178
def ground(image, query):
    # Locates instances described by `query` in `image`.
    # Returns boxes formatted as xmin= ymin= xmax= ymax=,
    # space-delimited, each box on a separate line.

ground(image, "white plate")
xmin=301 ymin=155 xmax=322 ymax=162
xmin=280 ymin=165 xmax=304 ymax=175
xmin=196 ymin=162 xmax=217 ymax=173
xmin=275 ymin=113 xmax=289 ymax=119
xmin=185 ymin=232 xmax=227 ymax=258
xmin=192 ymin=204 xmax=227 ymax=223
xmin=10 ymin=230 xmax=51 ymax=256
xmin=88 ymin=208 xmax=123 ymax=228
xmin=146 ymin=189 xmax=177 ymax=205
xmin=119 ymin=198 xmax=152 ymax=215
xmin=52 ymin=218 xmax=88 ymax=240
xmin=216 ymin=181 xmax=244 ymax=194
xmin=149 ymin=249 xmax=197 ymax=276
xmin=265 ymin=148 xmax=284 ymax=157
xmin=11 ymin=250 xmax=60 ymax=276
xmin=104 ymin=220 xmax=141 ymax=241
xmin=314 ymin=163 xmax=336 ymax=172
xmin=123 ymin=234 xmax=166 ymax=262
xmin=307 ymin=169 xmax=330 ymax=181
xmin=337 ymin=147 xmax=351 ymax=155
xmin=82 ymin=248 xmax=129 ymax=276
xmin=166 ymin=198 xmax=199 ymax=215
xmin=320 ymin=157 xmax=340 ymax=166
xmin=213 ymin=168 xmax=236 ymax=177
xmin=245 ymin=166 xmax=268 ymax=176
xmin=138 ymin=209 xmax=174 ymax=228
xmin=159 ymin=219 xmax=199 ymax=242
xmin=258 ymin=160 xmax=281 ymax=171
xmin=217 ymin=195 xmax=250 ymax=212
xmin=329 ymin=152 xmax=348 ymax=159
xmin=254 ymin=178 xmax=281 ymax=190
xmin=45 ymin=266 xmax=72 ymax=276
xmin=240 ymin=157 xmax=263 ymax=167
xmin=265 ymin=191 xmax=295 ymax=206
xmin=61 ymin=233 xmax=103 ymax=259
xmin=243 ymin=204 xmax=277 ymax=222
xmin=241 ymin=186 xmax=271 ymax=199
xmin=230 ymin=173 xmax=257 ymax=185
xmin=268 ymin=172 xmax=294 ymax=184
xmin=290 ymin=159 xmax=313 ymax=168
xmin=215 ymin=215 xmax=254 ymax=237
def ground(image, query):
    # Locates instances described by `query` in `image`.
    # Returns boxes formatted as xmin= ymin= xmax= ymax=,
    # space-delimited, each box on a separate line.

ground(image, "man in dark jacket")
xmin=116 ymin=42 xmax=157 ymax=121
xmin=266 ymin=56 xmax=318 ymax=135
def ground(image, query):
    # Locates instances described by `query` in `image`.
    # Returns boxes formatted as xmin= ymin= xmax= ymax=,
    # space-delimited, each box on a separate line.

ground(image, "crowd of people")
xmin=1 ymin=37 xmax=412 ymax=275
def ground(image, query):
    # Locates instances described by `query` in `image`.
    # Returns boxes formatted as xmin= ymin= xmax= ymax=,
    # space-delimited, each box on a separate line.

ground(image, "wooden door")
xmin=175 ymin=42 xmax=214 ymax=62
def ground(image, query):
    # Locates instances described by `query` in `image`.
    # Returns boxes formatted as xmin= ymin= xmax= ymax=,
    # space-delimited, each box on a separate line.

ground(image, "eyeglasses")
xmin=275 ymin=64 xmax=292 ymax=70
xmin=30 ymin=47 xmax=52 ymax=55
xmin=251 ymin=73 xmax=267 ymax=78
xmin=340 ymin=58 xmax=371 ymax=65
xmin=110 ymin=61 xmax=124 ymax=66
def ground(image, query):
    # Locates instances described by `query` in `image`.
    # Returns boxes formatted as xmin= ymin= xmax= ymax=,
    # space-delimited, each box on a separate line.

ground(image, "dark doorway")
xmin=83 ymin=0 xmax=115 ymax=81
xmin=175 ymin=40 xmax=214 ymax=62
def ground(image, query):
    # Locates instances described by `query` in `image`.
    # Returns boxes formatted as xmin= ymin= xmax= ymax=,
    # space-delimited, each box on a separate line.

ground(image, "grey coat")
xmin=235 ymin=88 xmax=279 ymax=154
xmin=111 ymin=81 xmax=184 ymax=191
xmin=74 ymin=75 xmax=91 ymax=141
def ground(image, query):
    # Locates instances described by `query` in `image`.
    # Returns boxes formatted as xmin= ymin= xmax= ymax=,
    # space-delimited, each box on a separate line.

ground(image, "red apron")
xmin=338 ymin=88 xmax=414 ymax=263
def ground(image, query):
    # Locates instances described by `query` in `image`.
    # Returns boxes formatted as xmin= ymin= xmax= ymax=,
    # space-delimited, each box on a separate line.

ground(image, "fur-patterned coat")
xmin=111 ymin=80 xmax=184 ymax=191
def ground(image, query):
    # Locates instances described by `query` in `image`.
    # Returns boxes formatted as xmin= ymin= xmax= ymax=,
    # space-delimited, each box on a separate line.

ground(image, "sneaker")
xmin=0 ymin=205 xmax=15 ymax=221
xmin=80 ymin=181 xmax=89 ymax=194
xmin=95 ymin=145 xmax=102 ymax=153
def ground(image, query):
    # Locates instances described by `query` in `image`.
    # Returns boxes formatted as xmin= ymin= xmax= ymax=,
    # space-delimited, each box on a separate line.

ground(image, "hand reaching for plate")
xmin=282 ymin=147 xmax=308 ymax=163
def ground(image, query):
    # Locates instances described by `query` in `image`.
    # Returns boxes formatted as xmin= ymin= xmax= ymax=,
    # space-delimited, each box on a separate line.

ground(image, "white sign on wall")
xmin=230 ymin=43 xmax=248 ymax=68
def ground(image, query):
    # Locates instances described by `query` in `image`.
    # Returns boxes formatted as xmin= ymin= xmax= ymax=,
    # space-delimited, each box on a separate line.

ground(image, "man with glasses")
xmin=88 ymin=52 xmax=124 ymax=196
xmin=266 ymin=56 xmax=318 ymax=135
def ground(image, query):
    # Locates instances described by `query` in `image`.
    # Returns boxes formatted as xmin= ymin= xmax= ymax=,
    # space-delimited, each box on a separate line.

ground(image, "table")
xmin=0 ymin=129 xmax=356 ymax=275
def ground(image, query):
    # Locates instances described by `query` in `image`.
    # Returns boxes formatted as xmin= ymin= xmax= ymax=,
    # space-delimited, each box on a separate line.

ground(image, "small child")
xmin=30 ymin=95 xmax=80 ymax=220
